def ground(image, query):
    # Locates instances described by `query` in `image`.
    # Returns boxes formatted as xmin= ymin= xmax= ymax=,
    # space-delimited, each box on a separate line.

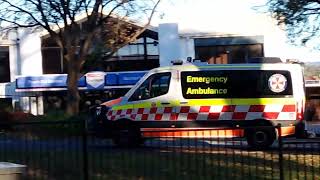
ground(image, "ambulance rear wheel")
xmin=246 ymin=127 xmax=276 ymax=149
xmin=112 ymin=126 xmax=142 ymax=147
xmin=295 ymin=122 xmax=307 ymax=139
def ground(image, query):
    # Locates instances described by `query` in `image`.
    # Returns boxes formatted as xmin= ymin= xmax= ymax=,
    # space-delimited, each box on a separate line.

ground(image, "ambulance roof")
xmin=151 ymin=63 xmax=302 ymax=73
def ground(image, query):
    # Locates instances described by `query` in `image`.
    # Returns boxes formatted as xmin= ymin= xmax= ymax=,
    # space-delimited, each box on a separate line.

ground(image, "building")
xmin=0 ymin=18 xmax=161 ymax=115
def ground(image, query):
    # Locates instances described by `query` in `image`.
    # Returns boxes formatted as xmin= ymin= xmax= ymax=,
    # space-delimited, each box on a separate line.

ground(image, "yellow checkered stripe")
xmin=111 ymin=98 xmax=296 ymax=110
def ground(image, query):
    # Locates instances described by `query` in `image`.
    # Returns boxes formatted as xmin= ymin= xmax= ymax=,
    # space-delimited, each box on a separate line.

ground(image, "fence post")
xmin=82 ymin=119 xmax=89 ymax=180
xmin=277 ymin=124 xmax=284 ymax=180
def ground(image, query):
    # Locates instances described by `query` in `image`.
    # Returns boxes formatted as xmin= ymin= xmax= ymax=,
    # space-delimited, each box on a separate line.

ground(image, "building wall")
xmin=1 ymin=29 xmax=44 ymax=115
xmin=158 ymin=23 xmax=182 ymax=66
xmin=158 ymin=23 xmax=267 ymax=65
xmin=179 ymin=37 xmax=195 ymax=61
xmin=18 ymin=29 xmax=43 ymax=76
xmin=7 ymin=29 xmax=43 ymax=79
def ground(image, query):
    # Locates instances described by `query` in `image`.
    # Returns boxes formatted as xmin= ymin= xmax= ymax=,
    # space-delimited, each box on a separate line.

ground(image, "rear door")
xmin=229 ymin=70 xmax=295 ymax=120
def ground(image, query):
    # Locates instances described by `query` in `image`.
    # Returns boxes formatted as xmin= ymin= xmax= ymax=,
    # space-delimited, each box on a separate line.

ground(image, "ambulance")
xmin=90 ymin=62 xmax=305 ymax=148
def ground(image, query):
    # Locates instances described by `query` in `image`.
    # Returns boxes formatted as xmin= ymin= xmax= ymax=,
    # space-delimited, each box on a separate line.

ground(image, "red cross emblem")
xmin=268 ymin=74 xmax=287 ymax=93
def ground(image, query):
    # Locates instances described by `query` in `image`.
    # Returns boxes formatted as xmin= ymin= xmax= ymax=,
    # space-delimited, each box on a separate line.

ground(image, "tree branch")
xmin=99 ymin=0 xmax=127 ymax=25
xmin=1 ymin=0 xmax=46 ymax=28
xmin=103 ymin=0 xmax=161 ymax=58
xmin=90 ymin=0 xmax=102 ymax=20
xmin=0 ymin=17 xmax=40 ymax=28
xmin=60 ymin=0 xmax=73 ymax=24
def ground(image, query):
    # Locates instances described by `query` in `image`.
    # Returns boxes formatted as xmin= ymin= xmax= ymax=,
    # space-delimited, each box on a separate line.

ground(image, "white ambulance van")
xmin=91 ymin=62 xmax=305 ymax=148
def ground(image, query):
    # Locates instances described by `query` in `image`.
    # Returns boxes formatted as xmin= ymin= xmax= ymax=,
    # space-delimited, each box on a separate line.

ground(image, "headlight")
xmin=96 ymin=107 xmax=102 ymax=116
xmin=95 ymin=106 xmax=110 ymax=117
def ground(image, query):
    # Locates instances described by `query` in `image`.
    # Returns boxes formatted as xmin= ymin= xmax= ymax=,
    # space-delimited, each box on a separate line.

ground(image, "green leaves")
xmin=265 ymin=0 xmax=320 ymax=49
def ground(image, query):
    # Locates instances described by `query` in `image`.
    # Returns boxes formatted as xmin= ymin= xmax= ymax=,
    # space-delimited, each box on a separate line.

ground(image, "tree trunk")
xmin=66 ymin=58 xmax=81 ymax=116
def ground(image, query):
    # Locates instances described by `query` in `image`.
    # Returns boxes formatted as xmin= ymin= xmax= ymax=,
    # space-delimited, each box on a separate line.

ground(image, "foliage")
xmin=265 ymin=0 xmax=320 ymax=48
xmin=81 ymin=43 xmax=105 ymax=73
xmin=304 ymin=62 xmax=320 ymax=78
xmin=0 ymin=0 xmax=161 ymax=115
xmin=20 ymin=111 xmax=88 ymax=136
xmin=0 ymin=99 xmax=12 ymax=112
xmin=32 ymin=110 xmax=73 ymax=122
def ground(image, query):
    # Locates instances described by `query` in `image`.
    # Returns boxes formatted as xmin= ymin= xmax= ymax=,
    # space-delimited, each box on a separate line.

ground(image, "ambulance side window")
xmin=181 ymin=70 xmax=292 ymax=99
xmin=129 ymin=72 xmax=171 ymax=101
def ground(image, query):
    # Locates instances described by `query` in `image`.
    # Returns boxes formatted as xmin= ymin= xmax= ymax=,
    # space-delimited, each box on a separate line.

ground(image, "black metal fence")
xmin=0 ymin=120 xmax=319 ymax=180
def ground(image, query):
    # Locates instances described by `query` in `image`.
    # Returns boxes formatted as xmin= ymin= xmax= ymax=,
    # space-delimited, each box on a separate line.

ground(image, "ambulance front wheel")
xmin=112 ymin=126 xmax=142 ymax=147
xmin=246 ymin=127 xmax=276 ymax=149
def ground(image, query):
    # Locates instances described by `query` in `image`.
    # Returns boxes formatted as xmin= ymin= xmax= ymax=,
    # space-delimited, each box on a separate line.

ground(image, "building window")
xmin=117 ymin=44 xmax=142 ymax=56
xmin=42 ymin=47 xmax=64 ymax=74
xmin=195 ymin=44 xmax=264 ymax=63
xmin=194 ymin=36 xmax=264 ymax=64
xmin=115 ymin=37 xmax=159 ymax=56
xmin=0 ymin=46 xmax=10 ymax=82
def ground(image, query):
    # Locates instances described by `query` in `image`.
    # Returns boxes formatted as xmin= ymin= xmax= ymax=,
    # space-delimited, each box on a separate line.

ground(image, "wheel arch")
xmin=244 ymin=118 xmax=277 ymax=139
xmin=113 ymin=118 xmax=138 ymax=130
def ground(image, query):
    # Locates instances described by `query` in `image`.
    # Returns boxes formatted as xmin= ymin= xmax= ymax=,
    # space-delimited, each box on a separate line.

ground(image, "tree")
xmin=0 ymin=0 xmax=161 ymax=115
xmin=265 ymin=0 xmax=320 ymax=48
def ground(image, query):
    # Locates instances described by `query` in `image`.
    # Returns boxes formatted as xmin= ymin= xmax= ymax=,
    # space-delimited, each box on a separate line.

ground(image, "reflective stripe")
xmin=187 ymin=99 xmax=232 ymax=106
xmin=141 ymin=127 xmax=294 ymax=138
xmin=111 ymin=98 xmax=296 ymax=111
xmin=107 ymin=104 xmax=297 ymax=121
xmin=101 ymin=97 xmax=122 ymax=106
xmin=142 ymin=129 xmax=244 ymax=138
xmin=112 ymin=104 xmax=134 ymax=111
xmin=232 ymin=98 xmax=295 ymax=105
xmin=112 ymin=100 xmax=180 ymax=110
xmin=188 ymin=98 xmax=295 ymax=106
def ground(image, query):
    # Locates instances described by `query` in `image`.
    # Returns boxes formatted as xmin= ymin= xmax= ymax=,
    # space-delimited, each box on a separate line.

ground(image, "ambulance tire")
xmin=246 ymin=127 xmax=276 ymax=150
xmin=112 ymin=124 xmax=142 ymax=147
xmin=295 ymin=122 xmax=307 ymax=139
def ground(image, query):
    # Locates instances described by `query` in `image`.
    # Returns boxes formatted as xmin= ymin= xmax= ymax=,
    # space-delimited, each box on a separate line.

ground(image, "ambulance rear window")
xmin=181 ymin=70 xmax=293 ymax=99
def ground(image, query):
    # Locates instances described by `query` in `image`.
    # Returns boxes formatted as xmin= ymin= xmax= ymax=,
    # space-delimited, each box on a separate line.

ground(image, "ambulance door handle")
xmin=180 ymin=102 xmax=188 ymax=104
xmin=161 ymin=102 xmax=170 ymax=105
